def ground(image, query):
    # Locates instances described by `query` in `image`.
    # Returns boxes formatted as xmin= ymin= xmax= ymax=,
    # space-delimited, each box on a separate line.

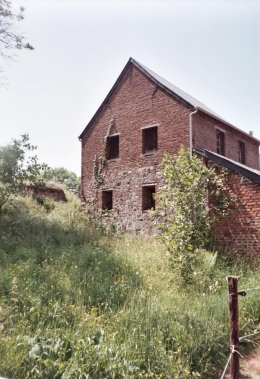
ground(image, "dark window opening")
xmin=238 ymin=141 xmax=246 ymax=164
xmin=102 ymin=190 xmax=113 ymax=210
xmin=106 ymin=135 xmax=119 ymax=160
xmin=142 ymin=185 xmax=155 ymax=211
xmin=216 ymin=129 xmax=225 ymax=156
xmin=142 ymin=127 xmax=158 ymax=154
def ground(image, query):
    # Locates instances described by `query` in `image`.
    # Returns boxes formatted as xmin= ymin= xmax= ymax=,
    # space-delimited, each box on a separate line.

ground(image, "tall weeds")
xmin=0 ymin=196 xmax=259 ymax=378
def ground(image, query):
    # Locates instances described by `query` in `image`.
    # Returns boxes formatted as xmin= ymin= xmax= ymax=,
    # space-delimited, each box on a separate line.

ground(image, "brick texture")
xmin=214 ymin=172 xmax=260 ymax=256
xmin=193 ymin=112 xmax=259 ymax=170
xmin=81 ymin=65 xmax=190 ymax=233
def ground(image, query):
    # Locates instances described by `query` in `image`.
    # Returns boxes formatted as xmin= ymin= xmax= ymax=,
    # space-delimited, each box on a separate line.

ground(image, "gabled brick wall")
xmin=81 ymin=65 xmax=191 ymax=233
xmin=80 ymin=60 xmax=260 ymax=254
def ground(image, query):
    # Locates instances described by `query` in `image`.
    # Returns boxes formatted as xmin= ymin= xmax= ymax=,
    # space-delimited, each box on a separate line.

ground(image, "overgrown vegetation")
xmin=0 ymin=191 xmax=259 ymax=378
xmin=156 ymin=147 xmax=233 ymax=285
xmin=0 ymin=134 xmax=47 ymax=213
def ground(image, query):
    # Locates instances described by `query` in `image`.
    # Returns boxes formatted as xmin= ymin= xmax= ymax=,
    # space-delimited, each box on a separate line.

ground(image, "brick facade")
xmin=214 ymin=172 xmax=260 ymax=256
xmin=81 ymin=64 xmax=191 ymax=233
xmin=193 ymin=112 xmax=259 ymax=170
xmin=80 ymin=58 xmax=260 ymax=254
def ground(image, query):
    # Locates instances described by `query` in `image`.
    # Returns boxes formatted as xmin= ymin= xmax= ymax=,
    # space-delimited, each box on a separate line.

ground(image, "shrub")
xmin=156 ymin=147 xmax=232 ymax=285
xmin=0 ymin=134 xmax=47 ymax=213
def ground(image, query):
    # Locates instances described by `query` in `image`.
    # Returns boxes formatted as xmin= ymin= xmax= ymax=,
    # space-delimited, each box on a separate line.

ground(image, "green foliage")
xmin=42 ymin=167 xmax=80 ymax=195
xmin=156 ymin=147 xmax=232 ymax=285
xmin=0 ymin=134 xmax=47 ymax=212
xmin=0 ymin=0 xmax=34 ymax=81
xmin=32 ymin=194 xmax=55 ymax=213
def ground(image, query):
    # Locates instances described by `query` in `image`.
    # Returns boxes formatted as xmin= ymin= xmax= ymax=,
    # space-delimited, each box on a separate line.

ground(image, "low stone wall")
xmin=25 ymin=185 xmax=67 ymax=202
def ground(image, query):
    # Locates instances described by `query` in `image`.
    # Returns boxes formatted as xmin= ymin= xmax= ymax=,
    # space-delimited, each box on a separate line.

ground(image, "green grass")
xmin=0 ymin=195 xmax=259 ymax=378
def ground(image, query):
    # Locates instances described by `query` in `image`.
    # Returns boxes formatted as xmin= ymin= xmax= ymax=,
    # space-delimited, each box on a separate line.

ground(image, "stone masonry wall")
xmin=26 ymin=185 xmax=67 ymax=202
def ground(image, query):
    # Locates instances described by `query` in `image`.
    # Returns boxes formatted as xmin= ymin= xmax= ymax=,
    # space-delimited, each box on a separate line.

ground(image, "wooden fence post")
xmin=227 ymin=276 xmax=240 ymax=379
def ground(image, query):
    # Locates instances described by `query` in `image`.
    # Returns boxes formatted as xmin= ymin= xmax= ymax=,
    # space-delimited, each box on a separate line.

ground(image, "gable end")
xmin=79 ymin=58 xmax=195 ymax=140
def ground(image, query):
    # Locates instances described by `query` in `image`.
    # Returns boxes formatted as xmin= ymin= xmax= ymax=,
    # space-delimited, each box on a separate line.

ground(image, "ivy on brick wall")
xmin=92 ymin=118 xmax=115 ymax=188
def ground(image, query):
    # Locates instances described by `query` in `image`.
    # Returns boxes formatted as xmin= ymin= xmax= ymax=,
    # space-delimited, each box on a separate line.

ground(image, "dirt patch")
xmin=240 ymin=345 xmax=260 ymax=379
xmin=222 ymin=344 xmax=260 ymax=379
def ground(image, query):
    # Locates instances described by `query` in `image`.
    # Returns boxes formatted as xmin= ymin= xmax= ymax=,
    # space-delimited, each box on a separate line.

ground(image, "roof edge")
xmin=130 ymin=58 xmax=195 ymax=110
xmin=194 ymin=147 xmax=260 ymax=183
xmin=196 ymin=107 xmax=260 ymax=144
xmin=79 ymin=57 xmax=195 ymax=140
xmin=79 ymin=57 xmax=134 ymax=140
xmin=79 ymin=58 xmax=260 ymax=145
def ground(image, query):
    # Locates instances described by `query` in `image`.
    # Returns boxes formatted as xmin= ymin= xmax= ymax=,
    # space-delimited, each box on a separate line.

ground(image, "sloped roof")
xmin=79 ymin=58 xmax=260 ymax=144
xmin=194 ymin=147 xmax=260 ymax=183
xmin=133 ymin=59 xmax=220 ymax=118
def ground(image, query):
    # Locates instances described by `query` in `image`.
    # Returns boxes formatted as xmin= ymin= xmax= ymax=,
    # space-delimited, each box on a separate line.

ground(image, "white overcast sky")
xmin=1 ymin=0 xmax=259 ymax=175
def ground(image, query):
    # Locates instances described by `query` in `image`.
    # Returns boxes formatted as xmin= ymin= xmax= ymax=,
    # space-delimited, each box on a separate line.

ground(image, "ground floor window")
xmin=142 ymin=185 xmax=155 ymax=211
xmin=102 ymin=190 xmax=113 ymax=210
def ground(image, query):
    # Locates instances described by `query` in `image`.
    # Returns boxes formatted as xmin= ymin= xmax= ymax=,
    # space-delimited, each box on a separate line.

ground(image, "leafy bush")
xmin=0 ymin=134 xmax=47 ymax=213
xmin=42 ymin=167 xmax=80 ymax=195
xmin=156 ymin=147 xmax=232 ymax=285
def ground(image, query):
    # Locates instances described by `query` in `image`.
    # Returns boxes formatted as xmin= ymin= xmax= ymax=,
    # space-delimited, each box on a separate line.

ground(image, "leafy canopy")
xmin=42 ymin=167 xmax=80 ymax=195
xmin=0 ymin=134 xmax=47 ymax=211
xmin=156 ymin=146 xmax=231 ymax=284
xmin=0 ymin=0 xmax=33 ymax=80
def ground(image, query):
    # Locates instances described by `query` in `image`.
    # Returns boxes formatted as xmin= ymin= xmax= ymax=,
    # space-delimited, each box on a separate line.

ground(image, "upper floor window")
xmin=238 ymin=140 xmax=246 ymax=164
xmin=216 ymin=129 xmax=225 ymax=156
xmin=106 ymin=134 xmax=119 ymax=160
xmin=142 ymin=126 xmax=158 ymax=154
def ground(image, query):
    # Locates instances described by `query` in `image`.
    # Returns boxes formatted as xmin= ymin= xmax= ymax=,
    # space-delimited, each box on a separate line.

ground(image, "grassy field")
xmin=0 ymin=194 xmax=259 ymax=378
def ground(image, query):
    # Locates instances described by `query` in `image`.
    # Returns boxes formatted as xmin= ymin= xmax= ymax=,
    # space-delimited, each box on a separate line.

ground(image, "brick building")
xmin=79 ymin=58 xmax=260 ymax=254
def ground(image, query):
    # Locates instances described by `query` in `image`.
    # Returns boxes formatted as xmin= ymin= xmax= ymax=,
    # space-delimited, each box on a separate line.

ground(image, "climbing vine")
xmin=93 ymin=118 xmax=115 ymax=188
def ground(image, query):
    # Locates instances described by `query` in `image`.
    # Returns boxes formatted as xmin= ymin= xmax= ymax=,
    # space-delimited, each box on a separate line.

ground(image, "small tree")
xmin=0 ymin=134 xmax=47 ymax=212
xmin=156 ymin=146 xmax=231 ymax=284
xmin=42 ymin=167 xmax=80 ymax=195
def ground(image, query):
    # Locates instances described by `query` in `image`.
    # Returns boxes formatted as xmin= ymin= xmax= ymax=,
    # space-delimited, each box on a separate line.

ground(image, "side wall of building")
xmin=215 ymin=171 xmax=260 ymax=256
xmin=81 ymin=65 xmax=191 ymax=232
xmin=193 ymin=112 xmax=260 ymax=170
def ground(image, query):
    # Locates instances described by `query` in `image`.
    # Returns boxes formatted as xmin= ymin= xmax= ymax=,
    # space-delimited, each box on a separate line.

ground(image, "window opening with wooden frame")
xmin=238 ymin=140 xmax=246 ymax=164
xmin=142 ymin=185 xmax=156 ymax=211
xmin=216 ymin=129 xmax=225 ymax=156
xmin=142 ymin=126 xmax=158 ymax=154
xmin=102 ymin=190 xmax=113 ymax=210
xmin=106 ymin=135 xmax=119 ymax=160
